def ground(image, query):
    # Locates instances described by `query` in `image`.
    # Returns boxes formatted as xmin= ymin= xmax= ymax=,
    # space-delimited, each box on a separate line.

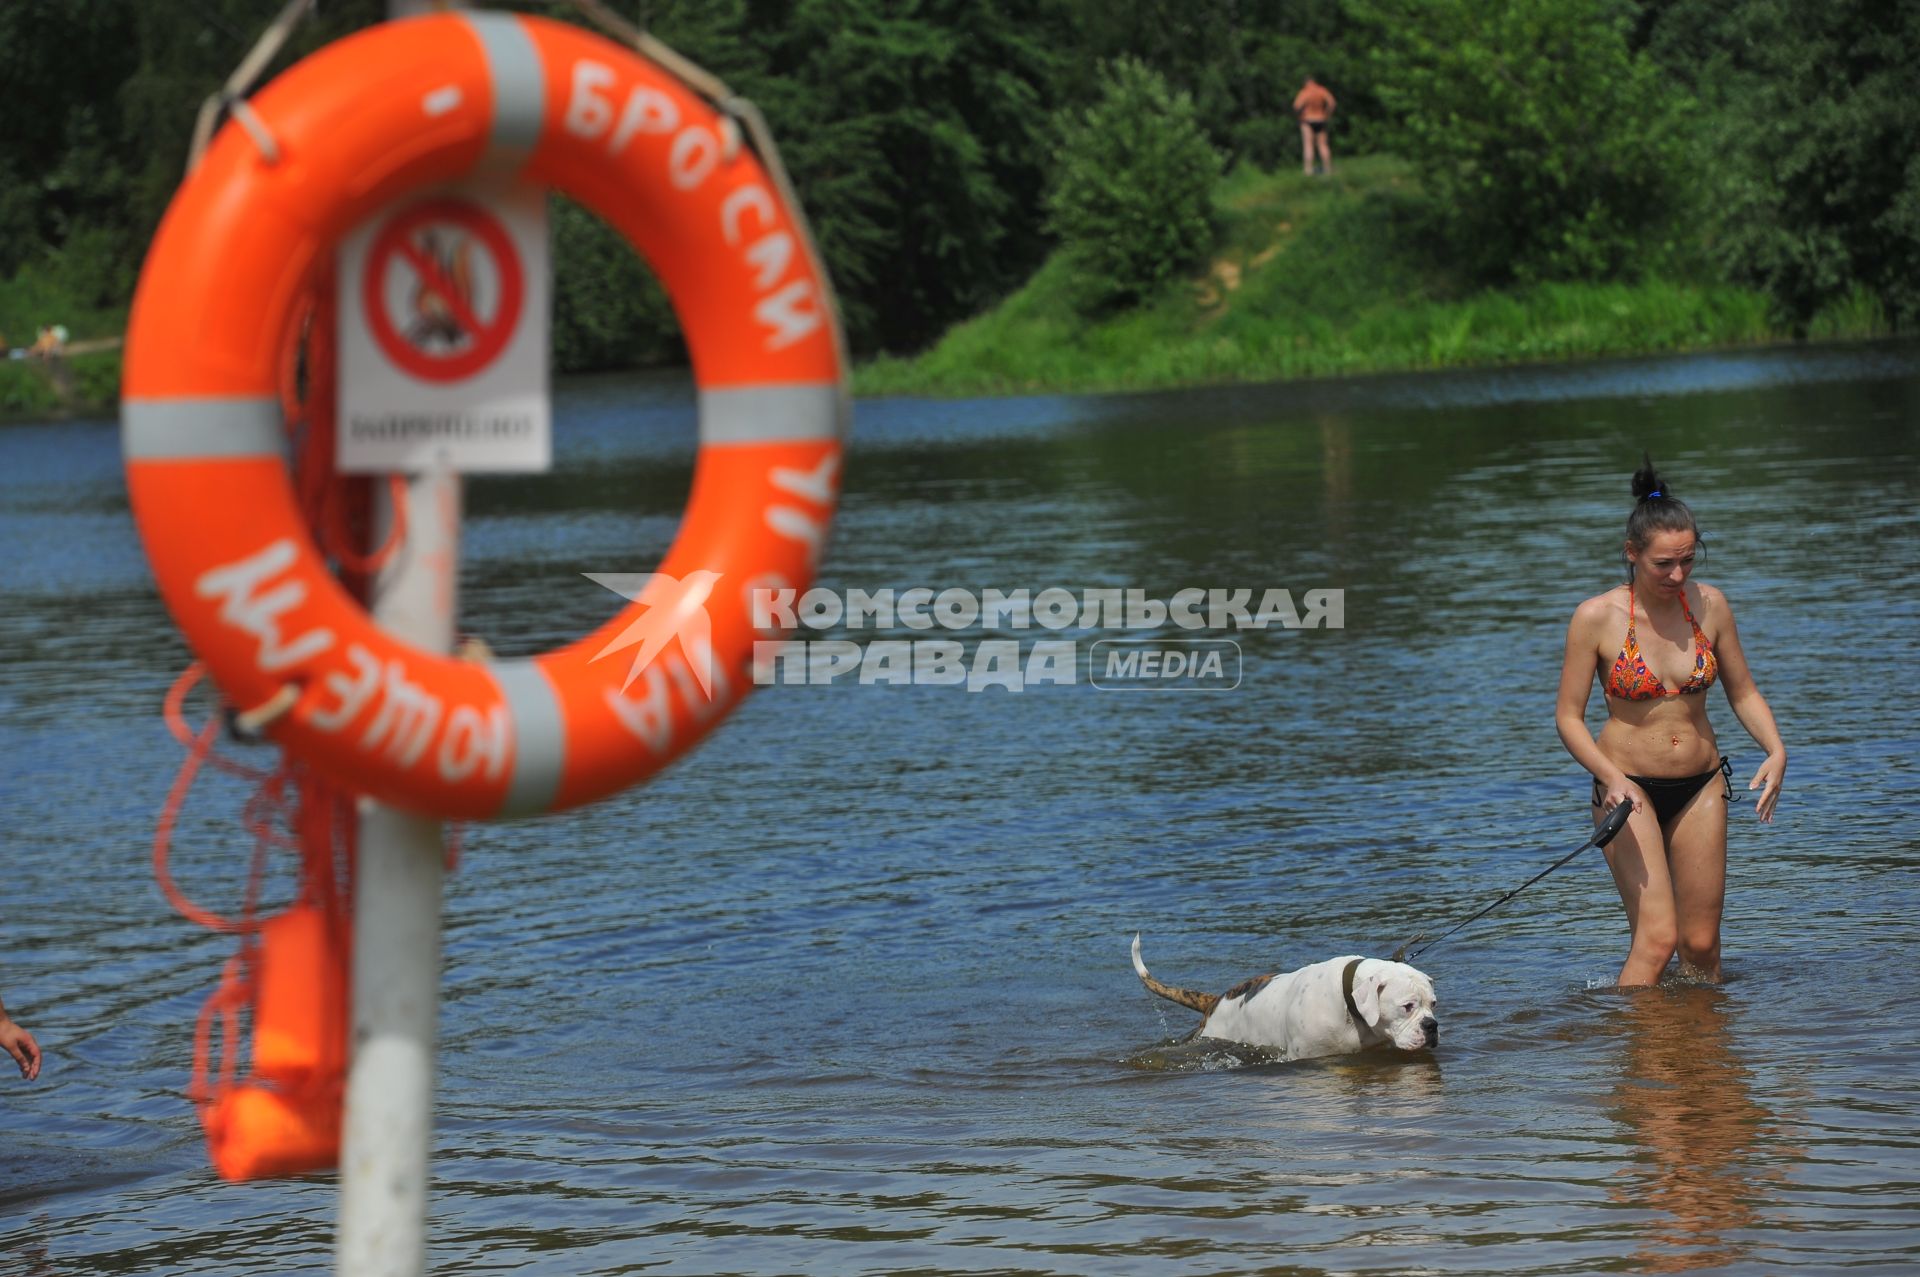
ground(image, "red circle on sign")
xmin=361 ymin=197 xmax=524 ymax=383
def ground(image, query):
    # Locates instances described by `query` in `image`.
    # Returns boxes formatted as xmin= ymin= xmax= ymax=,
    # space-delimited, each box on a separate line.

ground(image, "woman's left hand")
xmin=1749 ymin=752 xmax=1786 ymax=823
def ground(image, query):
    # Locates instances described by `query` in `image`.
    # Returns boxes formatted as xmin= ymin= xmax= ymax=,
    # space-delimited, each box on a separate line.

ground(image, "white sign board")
xmin=338 ymin=181 xmax=551 ymax=473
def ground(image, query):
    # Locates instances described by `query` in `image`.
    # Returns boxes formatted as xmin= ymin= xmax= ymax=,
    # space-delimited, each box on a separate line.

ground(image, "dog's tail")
xmin=1131 ymin=933 xmax=1219 ymax=1017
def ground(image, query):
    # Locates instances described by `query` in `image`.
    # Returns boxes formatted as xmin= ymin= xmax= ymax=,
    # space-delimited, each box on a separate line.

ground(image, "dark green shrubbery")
xmin=549 ymin=198 xmax=682 ymax=375
xmin=1046 ymin=58 xmax=1224 ymax=311
xmin=1668 ymin=0 xmax=1920 ymax=333
xmin=1349 ymin=0 xmax=1694 ymax=286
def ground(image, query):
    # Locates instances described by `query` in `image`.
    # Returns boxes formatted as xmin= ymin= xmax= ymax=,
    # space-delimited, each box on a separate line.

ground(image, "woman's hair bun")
xmin=1621 ymin=450 xmax=1700 ymax=567
xmin=1631 ymin=451 xmax=1669 ymax=503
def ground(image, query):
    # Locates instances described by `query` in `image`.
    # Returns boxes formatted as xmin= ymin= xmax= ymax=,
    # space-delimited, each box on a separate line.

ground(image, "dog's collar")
xmin=1341 ymin=958 xmax=1366 ymax=1026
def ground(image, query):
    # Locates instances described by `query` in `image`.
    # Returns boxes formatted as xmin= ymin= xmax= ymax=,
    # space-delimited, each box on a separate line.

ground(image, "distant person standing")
xmin=1293 ymin=76 xmax=1336 ymax=176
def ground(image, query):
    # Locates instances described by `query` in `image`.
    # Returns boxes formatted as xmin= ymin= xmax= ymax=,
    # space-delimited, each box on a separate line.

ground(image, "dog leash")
xmin=1391 ymin=800 xmax=1634 ymax=963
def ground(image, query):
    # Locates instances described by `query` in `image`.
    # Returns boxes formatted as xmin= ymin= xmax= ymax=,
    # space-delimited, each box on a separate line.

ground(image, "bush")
xmin=0 ymin=362 xmax=62 ymax=416
xmin=1046 ymin=58 xmax=1224 ymax=311
xmin=1348 ymin=0 xmax=1692 ymax=285
xmin=549 ymin=196 xmax=682 ymax=374
xmin=1678 ymin=0 xmax=1920 ymax=333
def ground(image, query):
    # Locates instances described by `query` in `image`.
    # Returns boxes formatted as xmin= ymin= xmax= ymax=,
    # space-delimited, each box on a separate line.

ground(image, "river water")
xmin=3 ymin=341 xmax=1917 ymax=1274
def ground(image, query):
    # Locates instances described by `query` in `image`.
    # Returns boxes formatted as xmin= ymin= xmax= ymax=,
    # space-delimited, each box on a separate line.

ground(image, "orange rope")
xmin=153 ymin=675 xmax=278 ymax=933
xmin=190 ymin=951 xmax=251 ymax=1103
xmin=280 ymin=270 xmax=409 ymax=582
xmin=160 ymin=664 xmax=273 ymax=784
xmin=161 ymin=274 xmax=368 ymax=1140
xmin=326 ymin=472 xmax=408 ymax=575
xmin=157 ymin=268 xmax=460 ymax=1170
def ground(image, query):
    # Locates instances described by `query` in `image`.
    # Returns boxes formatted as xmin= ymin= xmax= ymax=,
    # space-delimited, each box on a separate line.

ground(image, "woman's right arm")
xmin=1555 ymin=599 xmax=1636 ymax=811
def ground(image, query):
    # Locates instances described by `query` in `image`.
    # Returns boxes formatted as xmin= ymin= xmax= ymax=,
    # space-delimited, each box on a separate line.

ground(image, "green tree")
xmin=537 ymin=0 xmax=756 ymax=369
xmin=550 ymin=199 xmax=683 ymax=373
xmin=1643 ymin=0 xmax=1920 ymax=332
xmin=747 ymin=0 xmax=1061 ymax=353
xmin=0 ymin=1 xmax=142 ymax=334
xmin=0 ymin=0 xmax=387 ymax=339
xmin=1056 ymin=0 xmax=1384 ymax=173
xmin=1047 ymin=57 xmax=1224 ymax=311
xmin=1348 ymin=0 xmax=1692 ymax=285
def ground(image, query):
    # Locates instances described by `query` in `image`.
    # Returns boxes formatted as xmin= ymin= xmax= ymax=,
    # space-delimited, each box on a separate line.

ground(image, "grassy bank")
xmin=0 ymin=251 xmax=128 ymax=420
xmin=853 ymin=156 xmax=1890 ymax=397
xmin=7 ymin=153 xmax=1892 ymax=419
xmin=0 ymin=350 xmax=121 ymax=419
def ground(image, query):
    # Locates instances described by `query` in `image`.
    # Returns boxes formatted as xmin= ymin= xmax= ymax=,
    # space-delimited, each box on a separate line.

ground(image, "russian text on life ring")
xmin=122 ymin=13 xmax=846 ymax=818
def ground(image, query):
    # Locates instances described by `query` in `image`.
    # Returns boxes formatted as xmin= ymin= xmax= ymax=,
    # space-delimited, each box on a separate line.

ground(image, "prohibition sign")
xmin=362 ymin=197 xmax=524 ymax=383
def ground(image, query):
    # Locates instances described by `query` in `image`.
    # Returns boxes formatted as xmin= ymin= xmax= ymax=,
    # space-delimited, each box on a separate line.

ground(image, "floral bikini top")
xmin=1605 ymin=582 xmax=1718 ymax=701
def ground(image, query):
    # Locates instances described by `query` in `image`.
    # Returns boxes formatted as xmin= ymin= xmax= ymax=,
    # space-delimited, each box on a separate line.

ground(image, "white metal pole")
xmin=335 ymin=7 xmax=486 ymax=1272
xmin=334 ymin=8 xmax=462 ymax=1275
xmin=337 ymin=468 xmax=458 ymax=1277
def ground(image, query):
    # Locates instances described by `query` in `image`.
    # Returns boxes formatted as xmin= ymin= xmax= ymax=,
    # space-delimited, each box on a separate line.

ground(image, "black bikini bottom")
xmin=1592 ymin=755 xmax=1736 ymax=826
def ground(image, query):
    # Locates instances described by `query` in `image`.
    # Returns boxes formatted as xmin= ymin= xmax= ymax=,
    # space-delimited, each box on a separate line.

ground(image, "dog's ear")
xmin=1353 ymin=968 xmax=1385 ymax=1027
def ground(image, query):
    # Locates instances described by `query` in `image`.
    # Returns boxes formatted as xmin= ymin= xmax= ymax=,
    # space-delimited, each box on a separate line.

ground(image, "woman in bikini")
xmin=1555 ymin=458 xmax=1787 ymax=986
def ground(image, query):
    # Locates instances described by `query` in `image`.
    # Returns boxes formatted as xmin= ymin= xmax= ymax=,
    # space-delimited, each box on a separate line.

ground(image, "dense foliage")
xmin=0 ymin=0 xmax=388 ymax=347
xmin=0 ymin=0 xmax=1914 ymax=372
xmin=1054 ymin=0 xmax=1385 ymax=170
xmin=1639 ymin=0 xmax=1920 ymax=332
xmin=1349 ymin=0 xmax=1693 ymax=285
xmin=744 ymin=0 xmax=1062 ymax=350
xmin=1046 ymin=59 xmax=1223 ymax=310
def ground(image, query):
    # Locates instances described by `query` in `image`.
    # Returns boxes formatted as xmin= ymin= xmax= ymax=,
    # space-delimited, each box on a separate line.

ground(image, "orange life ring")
xmin=123 ymin=13 xmax=845 ymax=818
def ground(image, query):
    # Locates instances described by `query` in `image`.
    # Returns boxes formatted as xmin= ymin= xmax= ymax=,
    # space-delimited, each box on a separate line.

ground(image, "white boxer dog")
xmin=1131 ymin=933 xmax=1438 ymax=1060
